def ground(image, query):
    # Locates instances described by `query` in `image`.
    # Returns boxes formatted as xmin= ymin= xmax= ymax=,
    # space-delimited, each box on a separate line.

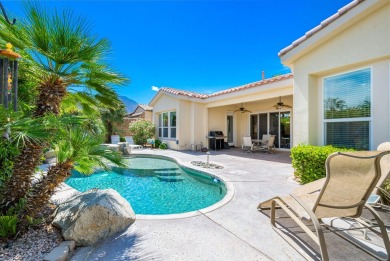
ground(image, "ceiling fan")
xmin=274 ymin=96 xmax=292 ymax=110
xmin=234 ymin=103 xmax=252 ymax=113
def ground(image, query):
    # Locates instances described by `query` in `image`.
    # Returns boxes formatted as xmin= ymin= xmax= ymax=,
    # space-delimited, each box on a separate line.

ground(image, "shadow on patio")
xmin=180 ymin=147 xmax=292 ymax=164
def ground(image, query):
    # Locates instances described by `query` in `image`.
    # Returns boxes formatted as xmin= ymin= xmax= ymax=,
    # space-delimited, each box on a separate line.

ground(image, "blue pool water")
xmin=65 ymin=156 xmax=227 ymax=215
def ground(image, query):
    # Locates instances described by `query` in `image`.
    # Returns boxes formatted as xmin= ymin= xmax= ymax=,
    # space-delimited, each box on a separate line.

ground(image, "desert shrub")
xmin=129 ymin=120 xmax=156 ymax=145
xmin=159 ymin=143 xmax=168 ymax=149
xmin=291 ymin=144 xmax=354 ymax=184
xmin=154 ymin=139 xmax=162 ymax=148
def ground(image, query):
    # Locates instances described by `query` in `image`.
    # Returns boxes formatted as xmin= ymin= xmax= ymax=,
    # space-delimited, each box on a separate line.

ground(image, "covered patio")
xmin=150 ymin=73 xmax=294 ymax=151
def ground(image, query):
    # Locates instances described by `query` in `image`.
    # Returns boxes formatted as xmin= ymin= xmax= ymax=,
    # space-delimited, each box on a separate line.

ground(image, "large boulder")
xmin=52 ymin=189 xmax=136 ymax=246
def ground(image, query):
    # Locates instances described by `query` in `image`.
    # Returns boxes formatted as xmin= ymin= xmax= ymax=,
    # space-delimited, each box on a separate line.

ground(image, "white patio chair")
xmin=258 ymin=135 xmax=275 ymax=153
xmin=124 ymin=136 xmax=143 ymax=152
xmin=111 ymin=135 xmax=120 ymax=144
xmin=242 ymin=136 xmax=254 ymax=153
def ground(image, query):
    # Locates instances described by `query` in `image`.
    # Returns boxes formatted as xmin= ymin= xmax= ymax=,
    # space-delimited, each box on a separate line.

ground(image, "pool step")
xmin=157 ymin=175 xmax=184 ymax=182
xmin=154 ymin=168 xmax=184 ymax=182
xmin=154 ymin=168 xmax=182 ymax=176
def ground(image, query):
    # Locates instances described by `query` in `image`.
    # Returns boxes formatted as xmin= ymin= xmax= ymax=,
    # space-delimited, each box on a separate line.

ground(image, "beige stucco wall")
xmin=152 ymin=95 xmax=208 ymax=150
xmin=144 ymin=110 xmax=152 ymax=121
xmin=191 ymin=102 xmax=207 ymax=148
xmin=284 ymin=1 xmax=390 ymax=149
xmin=152 ymin=95 xmax=178 ymax=149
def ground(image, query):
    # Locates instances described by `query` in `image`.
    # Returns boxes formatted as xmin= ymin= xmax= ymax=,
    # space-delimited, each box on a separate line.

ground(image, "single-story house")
xmin=149 ymin=0 xmax=390 ymax=151
xmin=149 ymin=74 xmax=293 ymax=150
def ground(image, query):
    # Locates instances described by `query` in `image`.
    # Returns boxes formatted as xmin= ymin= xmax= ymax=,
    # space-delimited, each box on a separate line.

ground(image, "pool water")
xmin=65 ymin=156 xmax=227 ymax=215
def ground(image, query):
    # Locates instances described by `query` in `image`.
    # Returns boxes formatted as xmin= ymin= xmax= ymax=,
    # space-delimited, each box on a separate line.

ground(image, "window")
xmin=323 ymin=68 xmax=371 ymax=150
xmin=159 ymin=111 xmax=176 ymax=139
xmin=249 ymin=112 xmax=290 ymax=149
xmin=170 ymin=111 xmax=176 ymax=138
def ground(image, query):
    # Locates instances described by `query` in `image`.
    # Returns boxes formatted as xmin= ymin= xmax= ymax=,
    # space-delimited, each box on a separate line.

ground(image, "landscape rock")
xmin=52 ymin=189 xmax=136 ymax=246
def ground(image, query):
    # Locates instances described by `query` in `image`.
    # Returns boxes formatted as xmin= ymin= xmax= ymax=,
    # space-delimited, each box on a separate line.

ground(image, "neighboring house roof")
xmin=128 ymin=112 xmax=144 ymax=118
xmin=138 ymin=104 xmax=153 ymax=111
xmin=155 ymin=73 xmax=293 ymax=101
xmin=279 ymin=0 xmax=365 ymax=57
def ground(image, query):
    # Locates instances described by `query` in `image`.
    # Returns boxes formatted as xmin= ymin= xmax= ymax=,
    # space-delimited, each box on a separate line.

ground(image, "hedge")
xmin=291 ymin=144 xmax=354 ymax=184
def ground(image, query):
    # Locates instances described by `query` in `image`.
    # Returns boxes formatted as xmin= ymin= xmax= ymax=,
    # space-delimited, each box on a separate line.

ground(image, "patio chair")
xmin=258 ymin=151 xmax=390 ymax=261
xmin=374 ymin=142 xmax=390 ymax=200
xmin=258 ymin=135 xmax=275 ymax=153
xmin=124 ymin=136 xmax=143 ymax=152
xmin=259 ymin=134 xmax=270 ymax=145
xmin=242 ymin=136 xmax=254 ymax=153
xmin=111 ymin=135 xmax=120 ymax=144
xmin=293 ymin=142 xmax=390 ymax=205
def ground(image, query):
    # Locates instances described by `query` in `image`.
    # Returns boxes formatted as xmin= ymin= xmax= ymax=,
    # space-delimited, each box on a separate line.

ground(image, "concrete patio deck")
xmin=68 ymin=148 xmax=387 ymax=261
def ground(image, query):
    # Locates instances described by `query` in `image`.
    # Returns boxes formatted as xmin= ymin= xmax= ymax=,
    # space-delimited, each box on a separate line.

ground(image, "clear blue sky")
xmin=4 ymin=0 xmax=352 ymax=104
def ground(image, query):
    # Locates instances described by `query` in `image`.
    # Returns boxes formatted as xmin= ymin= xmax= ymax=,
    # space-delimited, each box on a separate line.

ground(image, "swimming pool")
xmin=65 ymin=156 xmax=227 ymax=215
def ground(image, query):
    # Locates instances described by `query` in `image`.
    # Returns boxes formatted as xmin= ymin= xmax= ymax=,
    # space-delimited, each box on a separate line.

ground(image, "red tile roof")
xmin=279 ymin=0 xmax=365 ymax=57
xmin=159 ymin=73 xmax=293 ymax=100
xmin=159 ymin=87 xmax=209 ymax=99
xmin=138 ymin=104 xmax=153 ymax=111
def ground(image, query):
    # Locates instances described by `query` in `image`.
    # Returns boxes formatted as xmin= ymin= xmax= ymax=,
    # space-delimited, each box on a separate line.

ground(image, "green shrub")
xmin=0 ymin=139 xmax=20 ymax=186
xmin=0 ymin=215 xmax=17 ymax=238
xmin=129 ymin=120 xmax=156 ymax=145
xmin=291 ymin=144 xmax=354 ymax=184
xmin=154 ymin=139 xmax=162 ymax=148
xmin=381 ymin=179 xmax=390 ymax=204
xmin=159 ymin=143 xmax=168 ymax=149
xmin=119 ymin=136 xmax=126 ymax=142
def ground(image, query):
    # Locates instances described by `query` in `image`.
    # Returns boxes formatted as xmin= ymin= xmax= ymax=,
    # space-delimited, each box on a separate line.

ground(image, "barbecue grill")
xmin=207 ymin=131 xmax=226 ymax=150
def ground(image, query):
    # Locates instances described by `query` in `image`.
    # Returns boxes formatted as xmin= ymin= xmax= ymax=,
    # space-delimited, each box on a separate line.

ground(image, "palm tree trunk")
xmin=35 ymin=77 xmax=67 ymax=117
xmin=0 ymin=141 xmax=43 ymax=214
xmin=23 ymin=160 xmax=73 ymax=220
xmin=1 ymin=77 xmax=67 ymax=214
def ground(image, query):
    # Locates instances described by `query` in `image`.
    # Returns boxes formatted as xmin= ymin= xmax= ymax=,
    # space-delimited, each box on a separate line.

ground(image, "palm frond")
xmin=54 ymin=125 xmax=124 ymax=173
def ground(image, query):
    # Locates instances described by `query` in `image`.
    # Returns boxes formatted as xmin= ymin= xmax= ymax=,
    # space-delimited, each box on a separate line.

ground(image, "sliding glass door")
xmin=250 ymin=111 xmax=291 ymax=149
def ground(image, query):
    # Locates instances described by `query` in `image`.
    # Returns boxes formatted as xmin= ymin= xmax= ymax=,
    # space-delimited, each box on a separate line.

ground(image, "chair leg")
xmin=269 ymin=198 xmax=329 ymax=261
xmin=364 ymin=204 xmax=390 ymax=259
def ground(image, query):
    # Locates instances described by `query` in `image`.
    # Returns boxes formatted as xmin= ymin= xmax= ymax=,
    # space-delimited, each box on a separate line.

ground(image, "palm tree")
xmin=0 ymin=2 xmax=128 ymax=212
xmin=0 ymin=111 xmax=84 ymax=213
xmin=23 ymin=125 xmax=124 ymax=221
xmin=0 ymin=112 xmax=55 ymax=212
xmin=101 ymin=103 xmax=128 ymax=143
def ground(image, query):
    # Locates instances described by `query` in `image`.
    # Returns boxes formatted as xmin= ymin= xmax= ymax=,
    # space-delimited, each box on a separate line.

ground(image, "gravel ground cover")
xmin=0 ymin=205 xmax=62 ymax=261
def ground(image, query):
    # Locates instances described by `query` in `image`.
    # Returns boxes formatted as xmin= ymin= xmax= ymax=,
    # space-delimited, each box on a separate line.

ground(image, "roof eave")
xmin=279 ymin=0 xmax=386 ymax=66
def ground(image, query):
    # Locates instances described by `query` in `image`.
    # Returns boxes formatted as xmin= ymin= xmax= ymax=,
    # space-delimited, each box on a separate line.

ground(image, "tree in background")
xmin=129 ymin=119 xmax=156 ymax=145
xmin=101 ymin=103 xmax=128 ymax=143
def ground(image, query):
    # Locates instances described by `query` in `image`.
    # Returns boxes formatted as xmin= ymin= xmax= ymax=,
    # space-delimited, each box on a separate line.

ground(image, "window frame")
xmin=158 ymin=110 xmax=177 ymax=139
xmin=322 ymin=67 xmax=372 ymax=150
